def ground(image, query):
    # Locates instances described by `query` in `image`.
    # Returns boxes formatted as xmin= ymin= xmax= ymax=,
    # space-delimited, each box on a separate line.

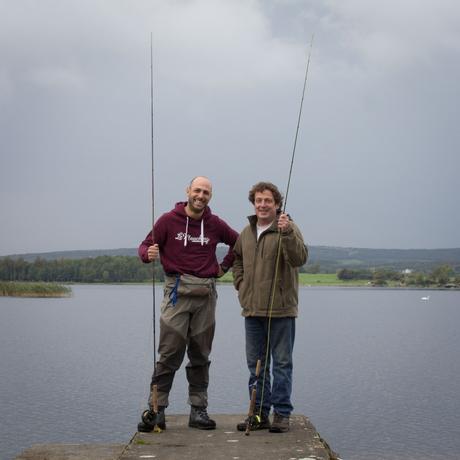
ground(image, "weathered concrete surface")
xmin=14 ymin=443 xmax=126 ymax=460
xmin=14 ymin=414 xmax=339 ymax=460
xmin=121 ymin=414 xmax=339 ymax=460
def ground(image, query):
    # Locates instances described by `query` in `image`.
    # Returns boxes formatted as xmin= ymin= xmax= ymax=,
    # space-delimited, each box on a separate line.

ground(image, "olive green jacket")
xmin=232 ymin=215 xmax=308 ymax=317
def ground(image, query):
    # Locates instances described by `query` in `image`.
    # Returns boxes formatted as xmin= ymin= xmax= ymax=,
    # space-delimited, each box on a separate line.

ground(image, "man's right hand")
xmin=147 ymin=244 xmax=160 ymax=261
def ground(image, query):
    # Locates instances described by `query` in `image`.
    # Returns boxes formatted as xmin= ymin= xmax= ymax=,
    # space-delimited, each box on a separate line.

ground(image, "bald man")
xmin=137 ymin=176 xmax=238 ymax=432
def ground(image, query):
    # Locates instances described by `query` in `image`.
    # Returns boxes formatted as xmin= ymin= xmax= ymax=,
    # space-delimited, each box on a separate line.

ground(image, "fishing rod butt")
xmin=146 ymin=384 xmax=163 ymax=433
xmin=244 ymin=359 xmax=263 ymax=435
xmin=150 ymin=384 xmax=159 ymax=413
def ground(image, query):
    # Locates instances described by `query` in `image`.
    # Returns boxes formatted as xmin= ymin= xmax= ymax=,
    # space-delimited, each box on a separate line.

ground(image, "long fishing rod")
xmin=148 ymin=32 xmax=161 ymax=431
xmin=246 ymin=35 xmax=314 ymax=434
xmin=283 ymin=35 xmax=314 ymax=214
xmin=150 ymin=32 xmax=157 ymax=368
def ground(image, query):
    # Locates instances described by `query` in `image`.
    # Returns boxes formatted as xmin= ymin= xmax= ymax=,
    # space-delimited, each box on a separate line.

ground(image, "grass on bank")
xmin=218 ymin=272 xmax=371 ymax=286
xmin=0 ymin=281 xmax=72 ymax=298
xmin=298 ymin=273 xmax=371 ymax=286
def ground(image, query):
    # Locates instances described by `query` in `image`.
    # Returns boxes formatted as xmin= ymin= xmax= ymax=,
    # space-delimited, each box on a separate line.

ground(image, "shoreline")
xmin=68 ymin=280 xmax=460 ymax=290
xmin=1 ymin=280 xmax=459 ymax=297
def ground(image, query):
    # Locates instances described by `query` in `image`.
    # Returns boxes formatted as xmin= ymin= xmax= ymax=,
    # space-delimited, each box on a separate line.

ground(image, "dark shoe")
xmin=269 ymin=413 xmax=289 ymax=433
xmin=137 ymin=406 xmax=166 ymax=432
xmin=188 ymin=406 xmax=216 ymax=430
xmin=236 ymin=412 xmax=270 ymax=432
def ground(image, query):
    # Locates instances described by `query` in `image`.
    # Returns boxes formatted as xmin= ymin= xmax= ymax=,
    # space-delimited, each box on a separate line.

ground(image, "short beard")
xmin=187 ymin=197 xmax=205 ymax=214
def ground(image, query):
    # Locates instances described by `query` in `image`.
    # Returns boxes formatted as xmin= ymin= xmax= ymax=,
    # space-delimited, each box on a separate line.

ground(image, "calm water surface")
xmin=1 ymin=285 xmax=459 ymax=459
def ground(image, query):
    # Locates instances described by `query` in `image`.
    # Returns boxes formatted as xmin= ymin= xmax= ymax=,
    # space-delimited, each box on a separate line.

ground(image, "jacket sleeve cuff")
xmin=281 ymin=227 xmax=294 ymax=236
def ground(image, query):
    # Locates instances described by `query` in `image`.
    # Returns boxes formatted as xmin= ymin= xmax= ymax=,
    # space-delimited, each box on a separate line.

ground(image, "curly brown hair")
xmin=248 ymin=182 xmax=283 ymax=209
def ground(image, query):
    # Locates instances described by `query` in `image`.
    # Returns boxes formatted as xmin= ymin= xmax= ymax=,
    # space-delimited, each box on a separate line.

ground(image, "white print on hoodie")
xmin=175 ymin=232 xmax=210 ymax=246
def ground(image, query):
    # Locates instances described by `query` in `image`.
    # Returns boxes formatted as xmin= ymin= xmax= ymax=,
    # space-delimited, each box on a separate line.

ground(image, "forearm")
xmin=220 ymin=222 xmax=239 ymax=270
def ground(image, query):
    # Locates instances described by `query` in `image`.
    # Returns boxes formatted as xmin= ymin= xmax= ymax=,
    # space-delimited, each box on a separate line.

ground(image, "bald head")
xmin=185 ymin=176 xmax=213 ymax=218
xmin=189 ymin=176 xmax=212 ymax=191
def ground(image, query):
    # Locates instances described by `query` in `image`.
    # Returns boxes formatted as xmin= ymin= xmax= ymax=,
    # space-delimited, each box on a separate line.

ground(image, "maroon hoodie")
xmin=139 ymin=202 xmax=238 ymax=278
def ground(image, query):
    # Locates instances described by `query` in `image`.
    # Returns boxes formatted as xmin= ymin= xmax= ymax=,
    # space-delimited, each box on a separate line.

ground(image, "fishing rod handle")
xmin=255 ymin=359 xmax=261 ymax=377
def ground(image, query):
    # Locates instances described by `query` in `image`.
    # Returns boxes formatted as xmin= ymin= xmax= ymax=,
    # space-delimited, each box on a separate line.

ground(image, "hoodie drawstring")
xmin=184 ymin=217 xmax=189 ymax=247
xmin=183 ymin=216 xmax=204 ymax=246
xmin=200 ymin=219 xmax=204 ymax=246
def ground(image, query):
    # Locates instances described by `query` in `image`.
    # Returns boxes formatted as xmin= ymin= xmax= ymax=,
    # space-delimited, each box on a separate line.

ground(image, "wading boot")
xmin=137 ymin=406 xmax=166 ymax=432
xmin=188 ymin=406 xmax=216 ymax=430
xmin=236 ymin=411 xmax=271 ymax=431
xmin=269 ymin=413 xmax=290 ymax=433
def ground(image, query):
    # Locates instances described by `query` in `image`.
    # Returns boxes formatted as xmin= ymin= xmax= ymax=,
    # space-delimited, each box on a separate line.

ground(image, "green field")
xmin=298 ymin=273 xmax=370 ymax=286
xmin=218 ymin=272 xmax=371 ymax=286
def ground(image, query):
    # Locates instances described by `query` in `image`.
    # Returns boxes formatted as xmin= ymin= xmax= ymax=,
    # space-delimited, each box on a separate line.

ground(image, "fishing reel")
xmin=141 ymin=410 xmax=163 ymax=433
xmin=244 ymin=414 xmax=261 ymax=436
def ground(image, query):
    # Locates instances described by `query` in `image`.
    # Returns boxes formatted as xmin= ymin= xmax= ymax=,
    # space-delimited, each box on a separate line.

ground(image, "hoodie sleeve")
xmin=218 ymin=218 xmax=239 ymax=270
xmin=138 ymin=213 xmax=169 ymax=264
xmin=138 ymin=230 xmax=153 ymax=263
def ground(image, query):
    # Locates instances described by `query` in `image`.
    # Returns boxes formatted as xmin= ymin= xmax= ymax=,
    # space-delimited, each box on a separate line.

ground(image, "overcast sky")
xmin=1 ymin=0 xmax=459 ymax=255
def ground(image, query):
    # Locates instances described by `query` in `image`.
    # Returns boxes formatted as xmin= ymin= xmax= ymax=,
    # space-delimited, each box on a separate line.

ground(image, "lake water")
xmin=1 ymin=285 xmax=459 ymax=460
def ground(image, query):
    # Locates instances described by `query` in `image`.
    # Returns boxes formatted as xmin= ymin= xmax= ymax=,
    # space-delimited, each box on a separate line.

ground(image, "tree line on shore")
xmin=0 ymin=256 xmax=164 ymax=283
xmin=336 ymin=265 xmax=460 ymax=287
xmin=1 ymin=255 xmax=459 ymax=287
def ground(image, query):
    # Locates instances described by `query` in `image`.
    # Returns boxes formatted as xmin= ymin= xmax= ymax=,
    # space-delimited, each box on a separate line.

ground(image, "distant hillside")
xmin=4 ymin=248 xmax=138 ymax=262
xmin=4 ymin=246 xmax=460 ymax=273
xmin=307 ymin=246 xmax=460 ymax=273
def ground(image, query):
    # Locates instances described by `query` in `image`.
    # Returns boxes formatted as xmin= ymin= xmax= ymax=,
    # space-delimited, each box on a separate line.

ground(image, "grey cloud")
xmin=1 ymin=0 xmax=459 ymax=255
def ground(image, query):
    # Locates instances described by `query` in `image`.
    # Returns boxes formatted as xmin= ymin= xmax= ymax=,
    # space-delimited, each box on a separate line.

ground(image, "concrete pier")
xmin=15 ymin=414 xmax=339 ymax=460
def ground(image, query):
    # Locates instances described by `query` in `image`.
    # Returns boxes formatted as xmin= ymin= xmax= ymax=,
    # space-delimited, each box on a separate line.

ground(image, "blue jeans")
xmin=245 ymin=316 xmax=295 ymax=417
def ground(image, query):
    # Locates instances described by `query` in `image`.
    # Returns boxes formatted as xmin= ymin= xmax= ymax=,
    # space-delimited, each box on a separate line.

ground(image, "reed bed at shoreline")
xmin=0 ymin=281 xmax=71 ymax=297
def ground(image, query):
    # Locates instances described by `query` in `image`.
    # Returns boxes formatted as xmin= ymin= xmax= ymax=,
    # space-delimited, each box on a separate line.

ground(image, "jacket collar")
xmin=247 ymin=214 xmax=278 ymax=232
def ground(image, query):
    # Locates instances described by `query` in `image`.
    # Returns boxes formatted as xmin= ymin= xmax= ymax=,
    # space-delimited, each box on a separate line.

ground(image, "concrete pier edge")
xmin=15 ymin=414 xmax=340 ymax=460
